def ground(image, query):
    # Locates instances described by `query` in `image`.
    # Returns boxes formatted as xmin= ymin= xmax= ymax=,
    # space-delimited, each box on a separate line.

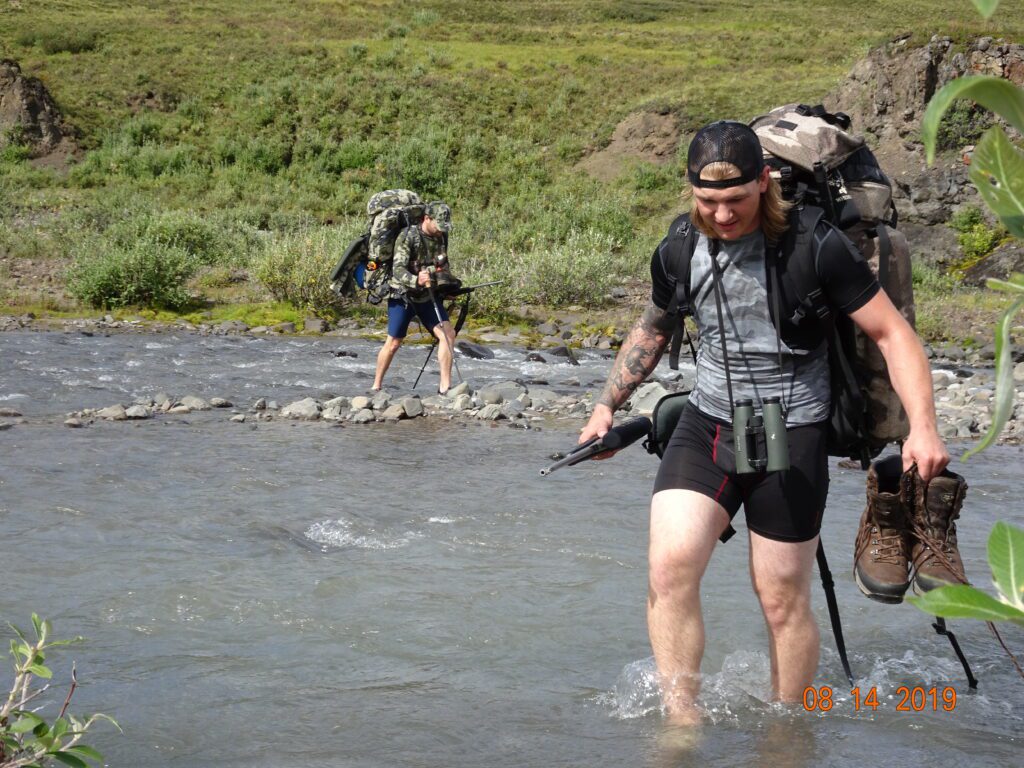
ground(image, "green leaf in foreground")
xmin=922 ymin=75 xmax=1024 ymax=163
xmin=988 ymin=521 xmax=1024 ymax=610
xmin=970 ymin=0 xmax=1001 ymax=18
xmin=51 ymin=751 xmax=89 ymax=768
xmin=968 ymin=126 xmax=1024 ymax=238
xmin=962 ymin=294 xmax=1024 ymax=458
xmin=909 ymin=583 xmax=1024 ymax=625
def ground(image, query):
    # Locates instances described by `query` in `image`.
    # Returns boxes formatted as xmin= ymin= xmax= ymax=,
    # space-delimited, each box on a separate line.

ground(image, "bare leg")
xmin=748 ymin=531 xmax=820 ymax=701
xmin=432 ymin=321 xmax=456 ymax=393
xmin=647 ymin=489 xmax=731 ymax=724
xmin=372 ymin=336 xmax=403 ymax=390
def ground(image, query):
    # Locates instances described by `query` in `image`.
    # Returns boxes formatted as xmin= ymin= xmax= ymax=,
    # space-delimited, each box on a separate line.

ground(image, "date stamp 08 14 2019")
xmin=802 ymin=686 xmax=959 ymax=712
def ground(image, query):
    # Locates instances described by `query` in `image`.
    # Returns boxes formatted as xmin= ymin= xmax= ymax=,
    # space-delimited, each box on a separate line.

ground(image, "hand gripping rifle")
xmin=539 ymin=416 xmax=652 ymax=476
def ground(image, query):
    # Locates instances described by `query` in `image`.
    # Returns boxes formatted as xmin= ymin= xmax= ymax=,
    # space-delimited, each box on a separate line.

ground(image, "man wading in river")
xmin=372 ymin=201 xmax=459 ymax=393
xmin=579 ymin=121 xmax=949 ymax=724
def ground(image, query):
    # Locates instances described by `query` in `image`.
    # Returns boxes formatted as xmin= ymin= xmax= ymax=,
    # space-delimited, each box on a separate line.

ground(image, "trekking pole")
xmin=816 ymin=542 xmax=855 ymax=687
xmin=427 ymin=285 xmax=463 ymax=384
xmin=412 ymin=341 xmax=438 ymax=389
xmin=931 ymin=618 xmax=978 ymax=689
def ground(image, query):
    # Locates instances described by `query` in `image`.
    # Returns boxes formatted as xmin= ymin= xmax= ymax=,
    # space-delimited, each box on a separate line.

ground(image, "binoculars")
xmin=732 ymin=397 xmax=790 ymax=474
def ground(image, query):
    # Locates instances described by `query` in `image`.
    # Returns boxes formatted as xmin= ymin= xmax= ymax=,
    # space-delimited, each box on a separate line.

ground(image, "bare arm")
xmin=580 ymin=302 xmax=675 ymax=443
xmin=848 ymin=290 xmax=949 ymax=480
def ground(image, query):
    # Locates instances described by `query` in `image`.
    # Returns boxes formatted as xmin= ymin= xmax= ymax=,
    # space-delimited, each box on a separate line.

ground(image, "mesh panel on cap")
xmin=687 ymin=121 xmax=764 ymax=189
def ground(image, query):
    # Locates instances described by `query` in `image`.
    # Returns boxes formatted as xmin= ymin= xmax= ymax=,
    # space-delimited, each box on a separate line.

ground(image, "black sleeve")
xmin=650 ymin=239 xmax=676 ymax=311
xmin=814 ymin=222 xmax=880 ymax=315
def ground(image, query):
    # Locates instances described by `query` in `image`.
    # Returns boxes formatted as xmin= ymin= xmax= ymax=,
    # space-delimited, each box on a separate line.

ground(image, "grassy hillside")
xmin=1 ymin=0 xmax=1021 ymax=322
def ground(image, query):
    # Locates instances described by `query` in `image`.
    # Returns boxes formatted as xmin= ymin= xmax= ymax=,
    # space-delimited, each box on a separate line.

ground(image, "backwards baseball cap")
xmin=686 ymin=120 xmax=765 ymax=189
xmin=425 ymin=201 xmax=452 ymax=232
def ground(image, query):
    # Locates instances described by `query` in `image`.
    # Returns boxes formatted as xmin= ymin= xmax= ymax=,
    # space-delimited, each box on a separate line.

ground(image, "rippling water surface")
xmin=1 ymin=331 xmax=1021 ymax=767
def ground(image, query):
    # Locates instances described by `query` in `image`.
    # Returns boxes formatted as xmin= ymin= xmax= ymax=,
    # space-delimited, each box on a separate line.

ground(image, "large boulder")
xmin=0 ymin=59 xmax=73 ymax=156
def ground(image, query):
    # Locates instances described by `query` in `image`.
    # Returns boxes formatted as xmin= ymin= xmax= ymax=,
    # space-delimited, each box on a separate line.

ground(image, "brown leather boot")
xmin=909 ymin=468 xmax=968 ymax=594
xmin=853 ymin=455 xmax=912 ymax=603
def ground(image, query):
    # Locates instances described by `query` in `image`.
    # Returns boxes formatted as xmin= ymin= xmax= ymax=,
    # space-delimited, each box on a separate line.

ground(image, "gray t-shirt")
xmin=686 ymin=231 xmax=831 ymax=426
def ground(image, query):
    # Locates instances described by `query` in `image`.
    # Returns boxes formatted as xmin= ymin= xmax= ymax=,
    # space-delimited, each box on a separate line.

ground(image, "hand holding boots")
xmin=854 ymin=456 xmax=968 ymax=603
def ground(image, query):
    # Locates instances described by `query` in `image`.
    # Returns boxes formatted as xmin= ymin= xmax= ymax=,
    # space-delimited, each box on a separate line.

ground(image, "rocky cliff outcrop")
xmin=0 ymin=59 xmax=75 ymax=158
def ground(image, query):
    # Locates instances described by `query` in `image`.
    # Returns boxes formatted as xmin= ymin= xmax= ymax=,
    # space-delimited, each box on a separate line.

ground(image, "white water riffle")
xmin=0 ymin=330 xmax=1021 ymax=767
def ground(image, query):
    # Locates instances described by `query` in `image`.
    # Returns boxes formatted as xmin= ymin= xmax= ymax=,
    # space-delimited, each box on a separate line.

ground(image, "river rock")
xmin=282 ymin=398 xmax=322 ymax=420
xmin=451 ymin=394 xmax=473 ymax=411
xmin=230 ymin=414 xmax=246 ymax=423
xmin=124 ymin=404 xmax=149 ymax=419
xmin=537 ymin=322 xmax=559 ymax=336
xmin=254 ymin=398 xmax=267 ymax=410
xmin=168 ymin=405 xmax=191 ymax=414
xmin=0 ymin=407 xmax=22 ymax=417
xmin=381 ymin=404 xmax=407 ymax=421
xmin=273 ymin=321 xmax=296 ymax=334
xmin=456 ymin=340 xmax=494 ymax=360
xmin=501 ymin=400 xmax=525 ymax=418
xmin=322 ymin=405 xmax=345 ymax=421
xmin=476 ymin=332 xmax=519 ymax=344
xmin=525 ymin=352 xmax=547 ymax=363
xmin=180 ymin=396 xmax=210 ymax=411
xmin=516 ymin=392 xmax=532 ymax=408
xmin=217 ymin=320 xmax=249 ymax=334
xmin=64 ymin=417 xmax=84 ymax=428
xmin=350 ymin=408 xmax=375 ymax=424
xmin=323 ymin=396 xmax=350 ymax=411
xmin=448 ymin=382 xmax=471 ymax=398
xmin=371 ymin=391 xmax=391 ymax=410
xmin=566 ymin=401 xmax=590 ymax=416
xmin=97 ymin=404 xmax=127 ymax=420
xmin=350 ymin=395 xmax=372 ymax=410
xmin=1015 ymin=362 xmax=1024 ymax=383
xmin=401 ymin=396 xmax=424 ymax=418
xmin=479 ymin=380 xmax=526 ymax=405
xmin=628 ymin=382 xmax=670 ymax=415
xmin=209 ymin=397 xmax=232 ymax=408
xmin=304 ymin=317 xmax=328 ymax=333
xmin=932 ymin=370 xmax=956 ymax=387
xmin=476 ymin=404 xmax=506 ymax=420
xmin=549 ymin=345 xmax=579 ymax=365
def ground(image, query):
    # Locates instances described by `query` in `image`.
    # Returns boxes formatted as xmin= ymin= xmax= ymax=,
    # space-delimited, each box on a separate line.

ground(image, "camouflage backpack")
xmin=750 ymin=104 xmax=915 ymax=459
xmin=328 ymin=189 xmax=424 ymax=304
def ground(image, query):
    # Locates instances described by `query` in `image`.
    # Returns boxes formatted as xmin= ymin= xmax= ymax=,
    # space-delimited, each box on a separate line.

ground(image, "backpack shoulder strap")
xmin=778 ymin=205 xmax=832 ymax=327
xmin=662 ymin=213 xmax=699 ymax=370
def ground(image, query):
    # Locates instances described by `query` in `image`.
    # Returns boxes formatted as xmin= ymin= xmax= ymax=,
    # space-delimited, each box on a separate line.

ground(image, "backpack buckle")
xmin=807 ymin=288 xmax=832 ymax=321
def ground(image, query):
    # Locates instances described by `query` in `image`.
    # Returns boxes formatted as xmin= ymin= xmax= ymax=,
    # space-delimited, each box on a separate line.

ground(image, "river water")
xmin=1 ymin=330 xmax=1021 ymax=767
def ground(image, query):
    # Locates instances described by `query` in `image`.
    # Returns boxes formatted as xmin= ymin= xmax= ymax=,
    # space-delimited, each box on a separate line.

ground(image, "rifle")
xmin=539 ymin=417 xmax=652 ymax=476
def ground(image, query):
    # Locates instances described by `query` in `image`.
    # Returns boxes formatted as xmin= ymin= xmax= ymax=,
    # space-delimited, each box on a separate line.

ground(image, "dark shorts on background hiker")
xmin=386 ymin=298 xmax=448 ymax=339
xmin=653 ymin=401 xmax=829 ymax=542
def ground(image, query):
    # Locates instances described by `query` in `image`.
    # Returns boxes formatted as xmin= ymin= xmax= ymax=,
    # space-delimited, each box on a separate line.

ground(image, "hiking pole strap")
xmin=932 ymin=618 xmax=979 ymax=689
xmin=816 ymin=541 xmax=855 ymax=687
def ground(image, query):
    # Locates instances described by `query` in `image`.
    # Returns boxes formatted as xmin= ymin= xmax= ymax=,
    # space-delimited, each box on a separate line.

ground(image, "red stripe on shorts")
xmin=712 ymin=424 xmax=721 ymax=463
xmin=714 ymin=475 xmax=729 ymax=503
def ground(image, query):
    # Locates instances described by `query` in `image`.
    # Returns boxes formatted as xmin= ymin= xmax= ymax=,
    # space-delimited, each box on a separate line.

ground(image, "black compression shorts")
xmin=653 ymin=402 xmax=829 ymax=543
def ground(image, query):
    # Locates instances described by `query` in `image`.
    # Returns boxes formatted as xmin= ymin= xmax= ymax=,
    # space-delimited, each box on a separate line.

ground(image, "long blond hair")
xmin=683 ymin=162 xmax=792 ymax=244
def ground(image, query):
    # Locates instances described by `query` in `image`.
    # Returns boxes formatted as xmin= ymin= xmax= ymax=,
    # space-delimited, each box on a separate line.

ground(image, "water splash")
xmin=606 ymin=651 xmax=775 ymax=724
xmin=304 ymin=516 xmax=419 ymax=551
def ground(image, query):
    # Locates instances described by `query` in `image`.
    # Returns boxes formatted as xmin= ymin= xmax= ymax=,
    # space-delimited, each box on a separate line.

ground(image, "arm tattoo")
xmin=597 ymin=302 xmax=674 ymax=411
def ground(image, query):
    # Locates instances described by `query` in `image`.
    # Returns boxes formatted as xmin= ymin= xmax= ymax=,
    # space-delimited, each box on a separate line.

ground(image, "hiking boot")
xmin=909 ymin=468 xmax=968 ymax=594
xmin=853 ymin=455 xmax=912 ymax=603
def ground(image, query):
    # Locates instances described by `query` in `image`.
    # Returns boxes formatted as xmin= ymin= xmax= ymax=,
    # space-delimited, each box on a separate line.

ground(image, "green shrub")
xmin=935 ymin=99 xmax=992 ymax=151
xmin=17 ymin=27 xmax=101 ymax=54
xmin=251 ymin=223 xmax=362 ymax=318
xmin=67 ymin=240 xmax=198 ymax=310
xmin=949 ymin=205 xmax=1007 ymax=263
